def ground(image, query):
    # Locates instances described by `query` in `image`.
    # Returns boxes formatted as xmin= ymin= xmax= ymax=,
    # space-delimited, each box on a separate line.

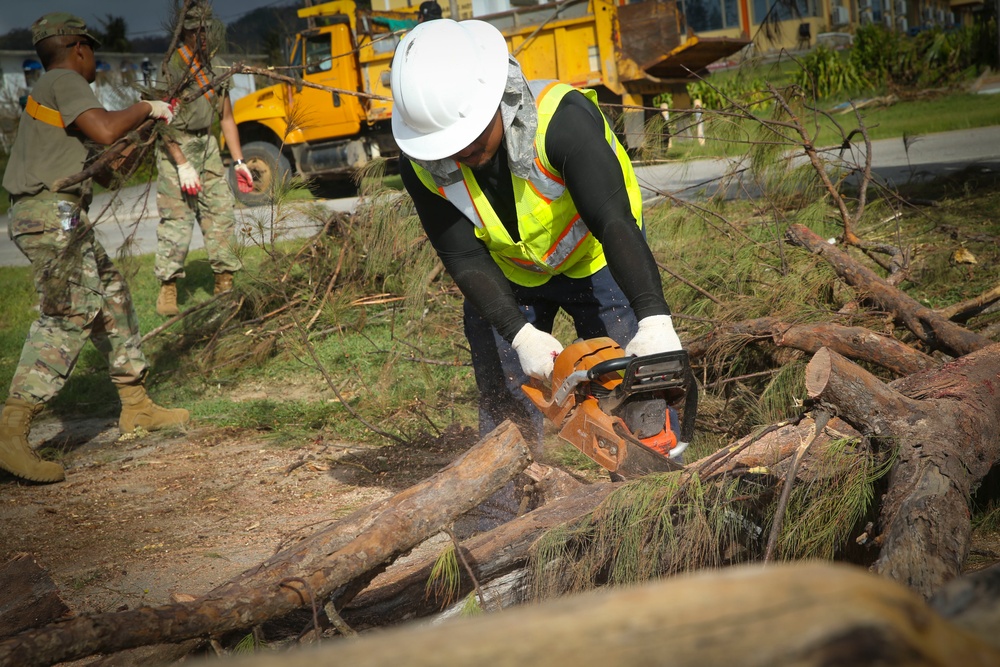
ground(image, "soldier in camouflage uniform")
xmin=1 ymin=13 xmax=188 ymax=484
xmin=154 ymin=2 xmax=253 ymax=316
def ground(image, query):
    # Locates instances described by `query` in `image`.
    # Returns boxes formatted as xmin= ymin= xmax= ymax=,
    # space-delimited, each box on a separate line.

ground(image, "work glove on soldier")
xmin=511 ymin=323 xmax=564 ymax=382
xmin=177 ymin=162 xmax=202 ymax=196
xmin=233 ymin=162 xmax=254 ymax=194
xmin=625 ymin=314 xmax=683 ymax=357
xmin=144 ymin=100 xmax=174 ymax=124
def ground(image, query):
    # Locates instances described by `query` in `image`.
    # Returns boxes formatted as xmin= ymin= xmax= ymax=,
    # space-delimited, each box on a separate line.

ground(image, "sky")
xmin=0 ymin=0 xmax=298 ymax=39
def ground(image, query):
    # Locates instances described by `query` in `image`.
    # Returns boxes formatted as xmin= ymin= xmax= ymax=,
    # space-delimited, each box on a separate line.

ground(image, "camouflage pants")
xmin=154 ymin=132 xmax=242 ymax=282
xmin=7 ymin=196 xmax=148 ymax=405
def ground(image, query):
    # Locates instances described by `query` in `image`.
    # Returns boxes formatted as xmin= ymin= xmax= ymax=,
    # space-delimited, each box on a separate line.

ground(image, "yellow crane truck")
xmin=229 ymin=0 xmax=748 ymax=205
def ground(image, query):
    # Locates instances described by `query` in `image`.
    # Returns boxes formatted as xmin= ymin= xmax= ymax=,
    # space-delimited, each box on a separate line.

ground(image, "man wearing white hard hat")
xmin=391 ymin=19 xmax=682 ymax=451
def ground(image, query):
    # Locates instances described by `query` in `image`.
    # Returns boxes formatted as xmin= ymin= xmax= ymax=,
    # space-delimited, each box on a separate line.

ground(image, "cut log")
xmin=342 ymin=480 xmax=616 ymax=627
xmin=805 ymin=344 xmax=1000 ymax=597
xmin=181 ymin=561 xmax=1000 ymax=667
xmin=340 ymin=413 xmax=879 ymax=628
xmin=0 ymin=421 xmax=531 ymax=667
xmin=685 ymin=316 xmax=939 ymax=376
xmin=929 ymin=562 xmax=1000 ymax=650
xmin=786 ymin=223 xmax=992 ymax=357
xmin=0 ymin=554 xmax=70 ymax=640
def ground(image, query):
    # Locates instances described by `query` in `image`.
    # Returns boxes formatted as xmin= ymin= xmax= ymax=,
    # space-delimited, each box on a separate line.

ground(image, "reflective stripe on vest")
xmin=412 ymin=82 xmax=643 ymax=287
xmin=177 ymin=46 xmax=216 ymax=101
xmin=25 ymin=95 xmax=65 ymax=128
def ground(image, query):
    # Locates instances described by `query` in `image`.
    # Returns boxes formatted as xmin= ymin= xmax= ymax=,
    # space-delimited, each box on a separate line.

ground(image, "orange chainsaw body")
xmin=522 ymin=337 xmax=684 ymax=477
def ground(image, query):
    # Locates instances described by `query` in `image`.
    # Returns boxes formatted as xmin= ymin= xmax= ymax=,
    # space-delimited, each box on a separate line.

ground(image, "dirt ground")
xmin=3 ymin=407 xmax=999 ymax=665
xmin=0 ymin=411 xmax=477 ymax=624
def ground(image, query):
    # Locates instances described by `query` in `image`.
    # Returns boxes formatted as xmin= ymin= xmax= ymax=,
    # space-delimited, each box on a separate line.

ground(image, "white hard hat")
xmin=391 ymin=19 xmax=509 ymax=161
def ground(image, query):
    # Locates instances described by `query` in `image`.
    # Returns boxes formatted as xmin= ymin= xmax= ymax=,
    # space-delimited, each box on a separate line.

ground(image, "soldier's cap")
xmin=183 ymin=3 xmax=215 ymax=30
xmin=31 ymin=13 xmax=102 ymax=48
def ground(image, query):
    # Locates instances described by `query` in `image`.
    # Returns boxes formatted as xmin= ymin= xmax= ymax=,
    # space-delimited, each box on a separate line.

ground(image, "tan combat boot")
xmin=0 ymin=397 xmax=65 ymax=483
xmin=156 ymin=280 xmax=179 ymax=317
xmin=213 ymin=271 xmax=234 ymax=295
xmin=118 ymin=385 xmax=190 ymax=433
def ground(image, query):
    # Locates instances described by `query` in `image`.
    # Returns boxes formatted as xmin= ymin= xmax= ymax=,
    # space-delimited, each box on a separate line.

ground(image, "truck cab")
xmin=229 ymin=1 xmax=401 ymax=205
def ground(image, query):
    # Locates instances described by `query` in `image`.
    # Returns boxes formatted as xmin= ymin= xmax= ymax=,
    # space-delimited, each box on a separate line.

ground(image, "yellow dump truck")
xmin=229 ymin=0 xmax=748 ymax=204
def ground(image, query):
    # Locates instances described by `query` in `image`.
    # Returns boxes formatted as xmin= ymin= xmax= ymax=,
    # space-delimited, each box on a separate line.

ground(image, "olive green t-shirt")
xmin=165 ymin=50 xmax=230 ymax=132
xmin=2 ymin=68 xmax=104 ymax=197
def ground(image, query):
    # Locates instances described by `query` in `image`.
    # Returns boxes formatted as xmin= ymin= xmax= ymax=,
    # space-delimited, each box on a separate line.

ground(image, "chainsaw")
xmin=521 ymin=337 xmax=697 ymax=480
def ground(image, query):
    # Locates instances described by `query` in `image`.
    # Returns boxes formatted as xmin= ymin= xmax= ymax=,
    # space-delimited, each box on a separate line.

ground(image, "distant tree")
xmin=225 ymin=4 xmax=300 ymax=56
xmin=0 ymin=28 xmax=34 ymax=50
xmin=95 ymin=15 xmax=131 ymax=53
xmin=262 ymin=30 xmax=285 ymax=66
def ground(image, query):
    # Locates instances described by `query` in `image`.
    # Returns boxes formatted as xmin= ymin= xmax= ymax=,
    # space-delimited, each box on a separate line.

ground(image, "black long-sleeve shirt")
xmin=400 ymin=90 xmax=669 ymax=342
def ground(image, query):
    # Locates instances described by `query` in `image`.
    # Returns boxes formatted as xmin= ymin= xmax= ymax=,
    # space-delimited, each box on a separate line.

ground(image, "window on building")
xmin=683 ymin=0 xmax=742 ymax=32
xmin=750 ymin=0 xmax=819 ymax=24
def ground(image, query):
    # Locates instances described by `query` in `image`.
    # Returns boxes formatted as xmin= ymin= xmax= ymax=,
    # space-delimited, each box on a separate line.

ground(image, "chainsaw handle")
xmin=587 ymin=357 xmax=632 ymax=380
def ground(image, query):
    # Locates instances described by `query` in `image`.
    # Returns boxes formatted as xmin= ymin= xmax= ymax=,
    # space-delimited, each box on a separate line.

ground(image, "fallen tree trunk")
xmin=0 ymin=555 xmax=70 ymax=640
xmin=183 ymin=561 xmax=1000 ymax=667
xmin=341 ymin=415 xmax=865 ymax=626
xmin=0 ymin=421 xmax=531 ymax=667
xmin=685 ymin=316 xmax=939 ymax=376
xmin=935 ymin=283 xmax=1000 ymax=323
xmin=341 ymin=480 xmax=617 ymax=627
xmin=805 ymin=344 xmax=1000 ymax=597
xmin=786 ymin=224 xmax=992 ymax=357
xmin=8 ymin=340 xmax=998 ymax=664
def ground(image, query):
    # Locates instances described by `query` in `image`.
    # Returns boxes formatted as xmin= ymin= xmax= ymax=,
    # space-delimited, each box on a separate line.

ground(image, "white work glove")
xmin=144 ymin=100 xmax=174 ymax=124
xmin=177 ymin=162 xmax=202 ymax=195
xmin=511 ymin=323 xmax=564 ymax=382
xmin=625 ymin=314 xmax=683 ymax=357
xmin=233 ymin=161 xmax=254 ymax=194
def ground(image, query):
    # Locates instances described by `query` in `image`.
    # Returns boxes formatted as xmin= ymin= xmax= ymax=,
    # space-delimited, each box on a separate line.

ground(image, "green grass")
xmin=658 ymin=90 xmax=1000 ymax=163
xmin=3 ymin=65 xmax=1000 ymax=460
xmin=0 ymin=232 xmax=479 ymax=444
xmin=834 ymin=92 xmax=1000 ymax=140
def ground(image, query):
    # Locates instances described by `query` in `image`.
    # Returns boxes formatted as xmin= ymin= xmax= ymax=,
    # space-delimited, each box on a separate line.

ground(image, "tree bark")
xmin=183 ymin=562 xmax=1000 ymax=667
xmin=0 ymin=421 xmax=531 ymax=667
xmin=0 ymin=555 xmax=69 ymax=640
xmin=805 ymin=345 xmax=1000 ymax=597
xmin=341 ymin=481 xmax=617 ymax=627
xmin=341 ymin=414 xmax=871 ymax=627
xmin=685 ymin=316 xmax=939 ymax=376
xmin=786 ymin=224 xmax=992 ymax=357
xmin=935 ymin=283 xmax=1000 ymax=322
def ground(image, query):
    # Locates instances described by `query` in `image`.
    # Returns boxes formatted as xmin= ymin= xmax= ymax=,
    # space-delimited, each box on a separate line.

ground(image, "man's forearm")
xmin=163 ymin=138 xmax=187 ymax=166
xmin=220 ymin=96 xmax=243 ymax=160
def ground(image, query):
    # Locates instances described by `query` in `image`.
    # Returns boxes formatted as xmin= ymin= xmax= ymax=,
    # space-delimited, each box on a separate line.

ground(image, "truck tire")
xmin=229 ymin=141 xmax=291 ymax=207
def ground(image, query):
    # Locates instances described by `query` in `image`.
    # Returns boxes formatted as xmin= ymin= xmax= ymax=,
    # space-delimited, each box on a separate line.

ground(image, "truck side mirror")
xmin=332 ymin=92 xmax=341 ymax=107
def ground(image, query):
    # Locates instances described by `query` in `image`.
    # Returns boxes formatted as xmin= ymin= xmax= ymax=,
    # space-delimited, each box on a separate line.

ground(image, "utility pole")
xmin=305 ymin=0 xmax=316 ymax=30
xmin=449 ymin=0 xmax=461 ymax=19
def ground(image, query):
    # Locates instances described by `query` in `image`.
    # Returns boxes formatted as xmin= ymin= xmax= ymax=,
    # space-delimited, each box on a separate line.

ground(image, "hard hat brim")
xmin=392 ymin=20 xmax=510 ymax=162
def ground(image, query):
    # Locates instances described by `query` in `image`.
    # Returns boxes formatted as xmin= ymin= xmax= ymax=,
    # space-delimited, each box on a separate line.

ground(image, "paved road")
xmin=0 ymin=188 xmax=358 ymax=268
xmin=3 ymin=125 xmax=1000 ymax=267
xmin=633 ymin=125 xmax=1000 ymax=203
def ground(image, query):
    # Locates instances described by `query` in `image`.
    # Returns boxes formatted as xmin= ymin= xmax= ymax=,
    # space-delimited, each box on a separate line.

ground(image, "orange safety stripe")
xmin=177 ymin=45 xmax=216 ymax=101
xmin=25 ymin=95 xmax=65 ymax=128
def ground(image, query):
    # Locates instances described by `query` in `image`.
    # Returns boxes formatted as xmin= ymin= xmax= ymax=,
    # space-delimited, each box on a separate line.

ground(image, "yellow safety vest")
xmin=412 ymin=82 xmax=644 ymax=287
